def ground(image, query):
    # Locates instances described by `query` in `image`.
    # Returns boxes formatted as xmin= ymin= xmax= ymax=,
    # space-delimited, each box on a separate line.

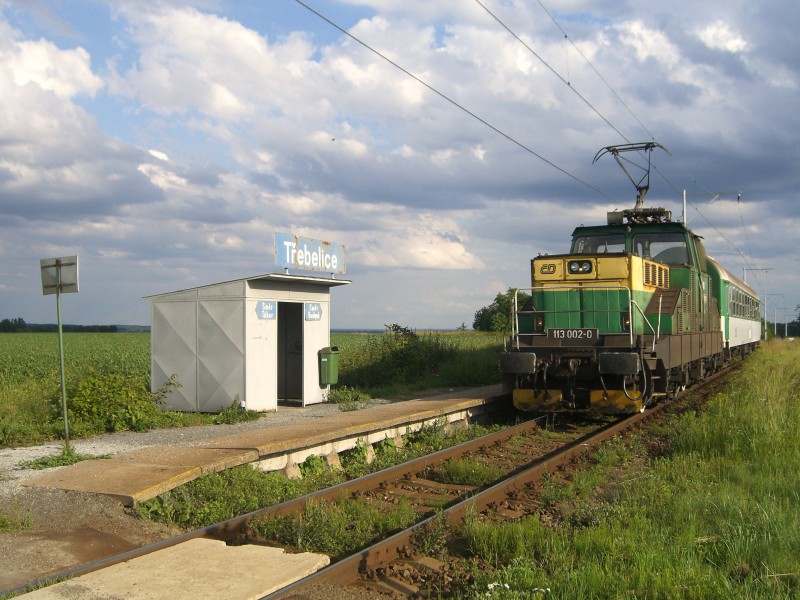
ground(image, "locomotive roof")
xmin=571 ymin=219 xmax=693 ymax=236
xmin=571 ymin=205 xmax=704 ymax=238
xmin=707 ymin=257 xmax=759 ymax=298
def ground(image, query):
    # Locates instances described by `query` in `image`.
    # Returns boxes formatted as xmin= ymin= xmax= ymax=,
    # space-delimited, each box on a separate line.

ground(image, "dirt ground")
xmin=0 ymin=480 xmax=183 ymax=592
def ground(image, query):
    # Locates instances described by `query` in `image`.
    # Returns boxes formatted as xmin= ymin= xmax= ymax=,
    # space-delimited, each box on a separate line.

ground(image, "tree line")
xmin=0 ymin=317 xmax=118 ymax=333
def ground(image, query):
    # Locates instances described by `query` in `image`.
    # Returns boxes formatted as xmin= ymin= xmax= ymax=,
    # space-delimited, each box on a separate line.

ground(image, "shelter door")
xmin=277 ymin=302 xmax=303 ymax=401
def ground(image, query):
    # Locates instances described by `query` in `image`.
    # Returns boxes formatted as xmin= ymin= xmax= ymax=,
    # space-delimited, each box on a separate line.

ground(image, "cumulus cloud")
xmin=0 ymin=1 xmax=799 ymax=328
xmin=697 ymin=20 xmax=749 ymax=53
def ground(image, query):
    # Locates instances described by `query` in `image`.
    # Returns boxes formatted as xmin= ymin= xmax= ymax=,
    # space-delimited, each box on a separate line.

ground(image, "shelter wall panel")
xmin=151 ymin=302 xmax=197 ymax=411
xmin=197 ymin=300 xmax=245 ymax=412
xmin=302 ymin=302 xmax=330 ymax=405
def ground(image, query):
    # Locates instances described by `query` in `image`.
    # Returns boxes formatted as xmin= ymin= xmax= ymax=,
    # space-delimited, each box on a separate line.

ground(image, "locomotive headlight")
xmin=533 ymin=313 xmax=545 ymax=332
xmin=568 ymin=260 xmax=592 ymax=274
xmin=621 ymin=312 xmax=631 ymax=332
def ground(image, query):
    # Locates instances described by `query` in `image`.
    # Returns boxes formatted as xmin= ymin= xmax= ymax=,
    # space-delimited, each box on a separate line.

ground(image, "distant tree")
xmin=473 ymin=288 xmax=530 ymax=332
xmin=0 ymin=317 xmax=27 ymax=332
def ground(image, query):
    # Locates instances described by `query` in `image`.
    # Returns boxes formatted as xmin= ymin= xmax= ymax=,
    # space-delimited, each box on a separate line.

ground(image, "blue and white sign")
xmin=275 ymin=233 xmax=346 ymax=274
xmin=255 ymin=300 xmax=277 ymax=320
xmin=305 ymin=302 xmax=322 ymax=321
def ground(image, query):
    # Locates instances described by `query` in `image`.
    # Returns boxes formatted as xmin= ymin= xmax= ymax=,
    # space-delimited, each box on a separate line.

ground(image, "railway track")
xmin=265 ymin=413 xmax=636 ymax=599
xmin=10 ymin=366 xmax=736 ymax=599
xmin=266 ymin=366 xmax=737 ymax=598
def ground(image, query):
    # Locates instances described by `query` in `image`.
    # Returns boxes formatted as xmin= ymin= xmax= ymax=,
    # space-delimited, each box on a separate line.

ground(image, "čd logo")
xmin=540 ymin=263 xmax=556 ymax=274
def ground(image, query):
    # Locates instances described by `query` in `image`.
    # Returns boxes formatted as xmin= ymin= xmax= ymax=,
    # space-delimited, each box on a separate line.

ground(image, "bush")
xmin=64 ymin=369 xmax=172 ymax=434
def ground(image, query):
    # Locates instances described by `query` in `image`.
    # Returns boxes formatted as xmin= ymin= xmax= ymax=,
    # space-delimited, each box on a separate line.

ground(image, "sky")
xmin=1 ymin=0 xmax=798 ymax=330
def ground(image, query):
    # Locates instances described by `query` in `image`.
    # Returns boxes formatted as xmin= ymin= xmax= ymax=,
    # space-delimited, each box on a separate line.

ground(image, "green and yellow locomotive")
xmin=500 ymin=145 xmax=760 ymax=414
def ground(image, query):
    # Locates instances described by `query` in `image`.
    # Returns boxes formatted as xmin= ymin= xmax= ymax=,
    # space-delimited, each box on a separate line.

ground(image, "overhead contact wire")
xmin=474 ymin=0 xmax=632 ymax=145
xmin=293 ymin=0 xmax=615 ymax=201
xmin=533 ymin=0 xmax=753 ymax=263
xmin=535 ymin=0 xmax=655 ymax=141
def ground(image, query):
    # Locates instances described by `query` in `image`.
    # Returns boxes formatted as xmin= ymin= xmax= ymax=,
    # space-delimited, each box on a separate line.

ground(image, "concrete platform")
xmin=17 ymin=538 xmax=329 ymax=599
xmin=24 ymin=385 xmax=503 ymax=505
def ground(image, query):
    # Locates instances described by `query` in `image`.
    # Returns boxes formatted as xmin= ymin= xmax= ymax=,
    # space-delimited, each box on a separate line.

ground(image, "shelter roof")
xmin=144 ymin=272 xmax=351 ymax=300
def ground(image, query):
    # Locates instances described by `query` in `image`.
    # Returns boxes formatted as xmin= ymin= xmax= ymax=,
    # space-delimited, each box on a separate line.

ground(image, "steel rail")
xmin=264 ymin=409 xmax=647 ymax=597
xmin=6 ymin=403 xmax=555 ymax=595
xmin=265 ymin=363 xmax=739 ymax=598
xmin=7 ymin=364 xmax=737 ymax=598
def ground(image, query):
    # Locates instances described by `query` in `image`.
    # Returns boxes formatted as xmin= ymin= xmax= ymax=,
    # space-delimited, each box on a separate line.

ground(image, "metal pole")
xmin=775 ymin=306 xmax=778 ymax=339
xmin=56 ymin=259 xmax=70 ymax=453
xmin=765 ymin=294 xmax=785 ymax=342
xmin=682 ymin=189 xmax=686 ymax=224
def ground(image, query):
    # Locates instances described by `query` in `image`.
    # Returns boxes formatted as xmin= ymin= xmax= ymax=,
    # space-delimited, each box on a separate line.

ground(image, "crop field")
xmin=0 ymin=329 xmax=504 ymax=447
xmin=0 ymin=332 xmax=150 ymax=387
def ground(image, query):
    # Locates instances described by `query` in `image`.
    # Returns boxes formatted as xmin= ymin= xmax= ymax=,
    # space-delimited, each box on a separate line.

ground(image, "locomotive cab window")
xmin=633 ymin=232 xmax=689 ymax=265
xmin=572 ymin=234 xmax=625 ymax=254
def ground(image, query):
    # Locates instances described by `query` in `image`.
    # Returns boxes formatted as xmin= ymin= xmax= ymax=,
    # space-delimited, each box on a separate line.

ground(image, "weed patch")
xmin=20 ymin=446 xmax=108 ymax=470
xmin=437 ymin=457 xmax=504 ymax=487
xmin=0 ymin=509 xmax=32 ymax=533
xmin=326 ymin=385 xmax=371 ymax=411
xmin=252 ymin=495 xmax=418 ymax=559
xmin=213 ymin=396 xmax=261 ymax=425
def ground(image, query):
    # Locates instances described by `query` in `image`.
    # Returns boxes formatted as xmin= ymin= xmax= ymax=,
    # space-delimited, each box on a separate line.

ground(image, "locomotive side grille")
xmin=684 ymin=289 xmax=692 ymax=332
xmin=676 ymin=289 xmax=691 ymax=332
xmin=643 ymin=260 xmax=669 ymax=288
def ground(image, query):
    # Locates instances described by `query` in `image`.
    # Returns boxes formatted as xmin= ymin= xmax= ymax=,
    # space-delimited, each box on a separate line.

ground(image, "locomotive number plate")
xmin=547 ymin=328 xmax=598 ymax=340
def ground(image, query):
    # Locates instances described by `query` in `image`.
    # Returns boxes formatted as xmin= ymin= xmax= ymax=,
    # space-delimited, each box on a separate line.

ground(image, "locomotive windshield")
xmin=572 ymin=234 xmax=625 ymax=254
xmin=632 ymin=232 xmax=688 ymax=265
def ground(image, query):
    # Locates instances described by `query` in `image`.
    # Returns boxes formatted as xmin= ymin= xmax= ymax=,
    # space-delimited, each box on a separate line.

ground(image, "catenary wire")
xmin=296 ymin=0 xmax=759 ymax=275
xmin=535 ymin=0 xmax=655 ymax=141
xmin=528 ymin=1 xmax=757 ymax=269
xmin=473 ymin=0 xmax=633 ymax=145
xmin=478 ymin=0 xmax=698 ymax=212
xmin=293 ymin=0 xmax=616 ymax=201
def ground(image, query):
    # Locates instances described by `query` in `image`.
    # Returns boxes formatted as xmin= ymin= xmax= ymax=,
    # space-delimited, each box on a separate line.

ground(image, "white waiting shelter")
xmin=145 ymin=273 xmax=350 ymax=412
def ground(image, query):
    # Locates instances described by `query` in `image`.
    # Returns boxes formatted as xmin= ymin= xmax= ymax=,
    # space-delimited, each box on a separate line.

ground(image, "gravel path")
xmin=0 ymin=401 xmax=352 ymax=489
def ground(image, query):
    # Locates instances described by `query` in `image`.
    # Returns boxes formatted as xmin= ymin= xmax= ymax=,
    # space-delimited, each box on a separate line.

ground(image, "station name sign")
xmin=275 ymin=233 xmax=346 ymax=274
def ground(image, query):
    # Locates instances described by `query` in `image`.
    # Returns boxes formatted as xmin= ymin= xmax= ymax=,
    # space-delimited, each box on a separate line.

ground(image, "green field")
xmin=0 ymin=329 xmax=504 ymax=447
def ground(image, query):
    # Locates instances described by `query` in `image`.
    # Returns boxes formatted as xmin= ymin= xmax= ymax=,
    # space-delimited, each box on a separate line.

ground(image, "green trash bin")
xmin=319 ymin=346 xmax=340 ymax=385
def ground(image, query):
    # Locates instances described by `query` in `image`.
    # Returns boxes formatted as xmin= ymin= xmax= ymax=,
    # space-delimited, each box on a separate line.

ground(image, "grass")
xmin=461 ymin=339 xmax=800 ymax=599
xmin=437 ymin=457 xmax=505 ymax=487
xmin=251 ymin=495 xmax=418 ymax=560
xmin=1 ymin=329 xmax=503 ymax=447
